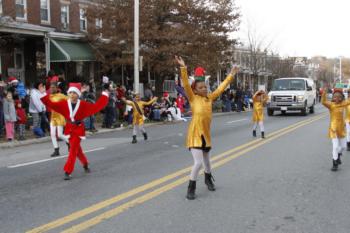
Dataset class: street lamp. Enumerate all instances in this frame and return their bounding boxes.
[134,0,140,93]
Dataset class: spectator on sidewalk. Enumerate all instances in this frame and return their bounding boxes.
[0,78,6,136]
[3,92,16,141]
[29,80,46,137]
[81,82,97,132]
[235,86,243,112]
[175,93,185,114]
[116,84,126,121]
[15,99,26,141]
[103,83,117,128]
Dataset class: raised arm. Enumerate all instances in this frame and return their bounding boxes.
[143,97,158,106]
[41,94,67,116]
[321,91,331,109]
[82,92,109,117]
[121,97,134,106]
[209,66,239,100]
[175,56,194,102]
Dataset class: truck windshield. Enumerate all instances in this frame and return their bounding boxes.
[272,79,306,91]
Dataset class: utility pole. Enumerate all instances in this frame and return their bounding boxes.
[134,0,140,93]
[339,56,342,83]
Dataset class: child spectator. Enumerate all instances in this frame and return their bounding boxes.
[3,92,16,141]
[15,100,27,140]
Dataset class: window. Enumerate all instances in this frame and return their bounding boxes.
[0,0,3,15]
[61,5,69,30]
[95,18,102,37]
[95,18,102,29]
[80,8,87,31]
[16,0,26,19]
[40,0,50,22]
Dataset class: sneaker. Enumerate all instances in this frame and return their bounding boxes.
[64,173,72,180]
[84,165,91,173]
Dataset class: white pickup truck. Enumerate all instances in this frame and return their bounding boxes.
[267,77,317,116]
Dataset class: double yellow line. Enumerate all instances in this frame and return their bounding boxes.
[27,113,326,233]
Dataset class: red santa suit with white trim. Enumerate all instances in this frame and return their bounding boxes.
[41,83,109,179]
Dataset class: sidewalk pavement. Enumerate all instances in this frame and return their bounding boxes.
[0,110,250,149]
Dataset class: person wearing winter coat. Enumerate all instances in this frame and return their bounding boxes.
[29,81,46,137]
[15,99,27,140]
[3,92,17,141]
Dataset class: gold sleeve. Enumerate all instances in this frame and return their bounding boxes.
[209,74,234,100]
[180,67,195,102]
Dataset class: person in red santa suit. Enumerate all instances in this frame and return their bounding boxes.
[40,83,109,180]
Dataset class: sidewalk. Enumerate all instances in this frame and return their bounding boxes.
[0,110,250,149]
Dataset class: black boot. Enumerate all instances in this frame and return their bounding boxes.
[337,153,342,165]
[331,159,338,171]
[261,132,265,139]
[186,180,196,200]
[83,164,91,173]
[64,172,72,180]
[253,130,256,137]
[51,148,60,157]
[132,135,137,144]
[143,132,148,140]
[204,173,216,191]
[347,142,350,151]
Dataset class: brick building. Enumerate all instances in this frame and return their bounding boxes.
[0,0,97,86]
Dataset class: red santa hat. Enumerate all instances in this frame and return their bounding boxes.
[50,75,59,83]
[67,83,82,97]
[7,76,18,84]
[163,91,169,98]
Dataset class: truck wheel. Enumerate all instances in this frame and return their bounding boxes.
[301,103,308,116]
[309,105,315,114]
[267,109,274,116]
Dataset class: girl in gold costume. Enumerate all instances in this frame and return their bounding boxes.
[322,88,350,171]
[252,90,268,138]
[175,56,239,200]
[122,94,157,144]
[345,90,350,151]
[49,82,69,157]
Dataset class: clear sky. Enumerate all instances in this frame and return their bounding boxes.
[235,0,350,58]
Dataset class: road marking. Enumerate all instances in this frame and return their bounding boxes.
[7,147,105,168]
[227,119,247,124]
[60,114,325,233]
[26,114,326,233]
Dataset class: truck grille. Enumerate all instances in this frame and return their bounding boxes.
[273,95,295,102]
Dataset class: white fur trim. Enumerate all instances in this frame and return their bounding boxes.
[67,87,81,97]
[67,99,81,122]
[102,91,109,97]
[80,136,86,140]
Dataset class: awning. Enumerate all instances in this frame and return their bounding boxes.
[50,39,95,62]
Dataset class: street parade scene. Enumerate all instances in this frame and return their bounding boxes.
[1,0,350,232]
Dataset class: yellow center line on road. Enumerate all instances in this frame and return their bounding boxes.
[59,114,326,233]
[26,114,326,233]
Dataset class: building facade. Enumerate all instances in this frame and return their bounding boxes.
[0,0,97,85]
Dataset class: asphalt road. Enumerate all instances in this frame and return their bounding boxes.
[1,105,349,233]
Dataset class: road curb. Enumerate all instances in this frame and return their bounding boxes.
[0,110,250,149]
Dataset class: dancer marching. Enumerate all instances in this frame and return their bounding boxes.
[48,82,69,157]
[122,94,158,144]
[322,87,350,171]
[252,90,268,138]
[40,83,109,180]
[345,89,350,151]
[175,56,239,200]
